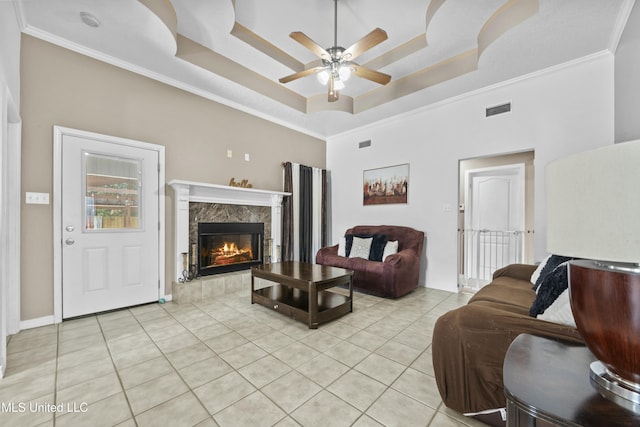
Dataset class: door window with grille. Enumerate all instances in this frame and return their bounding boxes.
[83,153,141,231]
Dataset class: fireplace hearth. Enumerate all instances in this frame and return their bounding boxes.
[198,222,264,276]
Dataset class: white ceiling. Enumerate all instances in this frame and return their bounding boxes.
[17,0,635,138]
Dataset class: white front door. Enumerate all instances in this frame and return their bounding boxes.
[464,164,525,288]
[60,131,161,318]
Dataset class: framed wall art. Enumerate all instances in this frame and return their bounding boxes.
[363,163,409,205]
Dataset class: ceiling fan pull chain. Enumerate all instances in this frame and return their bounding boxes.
[334,0,339,48]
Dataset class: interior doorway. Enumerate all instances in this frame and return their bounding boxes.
[458,151,535,291]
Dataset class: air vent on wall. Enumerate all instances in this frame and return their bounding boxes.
[486,102,511,117]
[358,140,372,149]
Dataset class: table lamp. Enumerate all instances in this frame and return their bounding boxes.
[546,140,640,413]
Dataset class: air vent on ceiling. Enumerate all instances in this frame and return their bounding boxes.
[486,103,511,117]
[358,140,372,149]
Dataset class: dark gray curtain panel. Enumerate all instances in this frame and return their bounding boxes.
[299,165,313,262]
[281,162,294,262]
[281,162,326,263]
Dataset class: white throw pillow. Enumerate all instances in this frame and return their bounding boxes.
[538,289,576,327]
[337,237,347,257]
[531,254,552,289]
[382,240,398,261]
[349,236,373,259]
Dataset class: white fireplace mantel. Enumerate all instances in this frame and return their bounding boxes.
[168,180,290,281]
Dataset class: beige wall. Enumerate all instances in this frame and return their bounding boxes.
[20,35,325,321]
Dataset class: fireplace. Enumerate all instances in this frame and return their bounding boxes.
[198,222,264,276]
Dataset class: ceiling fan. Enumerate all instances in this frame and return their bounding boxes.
[279,0,392,102]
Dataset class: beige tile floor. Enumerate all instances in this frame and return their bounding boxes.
[1,286,490,427]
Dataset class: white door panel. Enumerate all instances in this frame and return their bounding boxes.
[464,164,525,289]
[61,133,160,318]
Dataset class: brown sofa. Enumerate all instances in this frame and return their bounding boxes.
[315,225,424,298]
[432,263,584,416]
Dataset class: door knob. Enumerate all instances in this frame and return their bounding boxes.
[65,238,75,245]
[66,225,75,232]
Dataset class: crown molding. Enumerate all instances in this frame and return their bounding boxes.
[12,0,27,32]
[608,0,637,53]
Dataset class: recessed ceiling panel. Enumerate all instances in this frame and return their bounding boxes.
[17,0,632,137]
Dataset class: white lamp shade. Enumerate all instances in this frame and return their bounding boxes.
[546,139,640,264]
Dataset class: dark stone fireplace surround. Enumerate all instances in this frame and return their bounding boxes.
[190,203,271,274]
[168,180,289,302]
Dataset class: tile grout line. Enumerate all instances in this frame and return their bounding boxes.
[4,287,472,427]
[168,288,436,425]
[126,304,212,425]
[168,295,301,424]
[96,312,139,427]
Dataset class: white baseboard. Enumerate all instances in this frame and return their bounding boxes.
[20,315,56,330]
[20,296,173,331]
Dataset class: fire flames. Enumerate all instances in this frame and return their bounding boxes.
[222,242,240,256]
[207,241,253,266]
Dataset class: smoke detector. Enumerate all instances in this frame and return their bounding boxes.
[80,12,100,28]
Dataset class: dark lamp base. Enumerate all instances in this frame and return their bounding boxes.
[569,260,640,411]
[591,361,640,414]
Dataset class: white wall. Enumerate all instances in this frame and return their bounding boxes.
[615,1,640,143]
[0,1,22,374]
[0,1,21,114]
[327,54,615,292]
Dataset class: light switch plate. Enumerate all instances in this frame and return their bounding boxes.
[26,192,50,205]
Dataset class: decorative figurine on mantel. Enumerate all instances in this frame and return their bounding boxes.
[228,177,253,188]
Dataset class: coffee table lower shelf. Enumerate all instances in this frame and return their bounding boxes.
[252,284,351,328]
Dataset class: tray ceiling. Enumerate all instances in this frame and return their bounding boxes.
[17,0,634,137]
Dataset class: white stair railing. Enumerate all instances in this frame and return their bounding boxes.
[461,229,524,290]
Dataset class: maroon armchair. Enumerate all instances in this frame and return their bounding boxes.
[315,225,425,298]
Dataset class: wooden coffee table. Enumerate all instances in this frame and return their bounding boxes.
[251,261,354,329]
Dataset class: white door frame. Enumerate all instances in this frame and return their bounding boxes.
[0,81,21,377]
[53,126,165,323]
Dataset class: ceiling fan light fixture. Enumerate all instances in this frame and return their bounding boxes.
[338,65,352,82]
[317,69,330,85]
[279,0,390,102]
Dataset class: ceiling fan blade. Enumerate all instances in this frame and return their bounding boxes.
[351,65,391,85]
[328,77,339,102]
[279,66,326,84]
[290,32,331,60]
[342,28,388,61]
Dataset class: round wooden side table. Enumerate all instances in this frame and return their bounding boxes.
[503,334,640,426]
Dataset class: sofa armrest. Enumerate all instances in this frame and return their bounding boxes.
[383,249,418,266]
[316,244,339,263]
[492,263,537,282]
